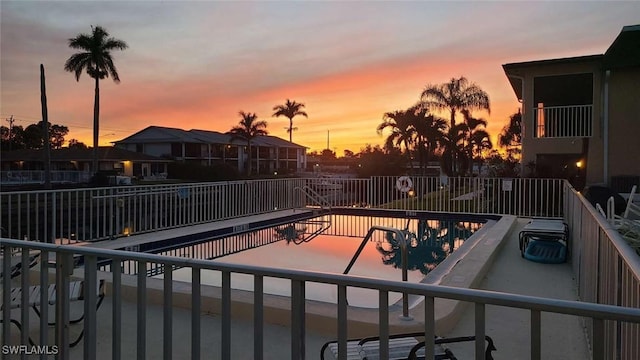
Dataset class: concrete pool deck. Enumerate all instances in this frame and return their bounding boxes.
[7,215,590,359]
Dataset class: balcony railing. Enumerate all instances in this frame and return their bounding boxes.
[533,105,593,138]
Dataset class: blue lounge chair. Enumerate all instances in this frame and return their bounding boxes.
[519,219,569,264]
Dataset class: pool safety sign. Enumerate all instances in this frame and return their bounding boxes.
[502,179,513,192]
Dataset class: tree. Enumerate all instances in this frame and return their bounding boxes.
[419,76,491,128]
[343,149,356,158]
[68,139,88,149]
[409,108,447,175]
[498,110,522,160]
[0,125,24,151]
[64,25,128,173]
[228,111,268,176]
[439,123,468,176]
[420,77,490,175]
[377,109,415,165]
[272,99,307,143]
[49,123,69,149]
[22,124,44,149]
[461,110,492,175]
[356,144,406,178]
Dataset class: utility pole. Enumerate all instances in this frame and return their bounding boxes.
[6,115,14,151]
[326,130,329,150]
[40,64,51,190]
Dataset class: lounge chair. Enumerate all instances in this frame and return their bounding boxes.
[320,332,496,360]
[0,253,40,279]
[518,219,569,264]
[1,279,106,347]
[605,186,640,234]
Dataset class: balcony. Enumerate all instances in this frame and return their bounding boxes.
[533,104,593,138]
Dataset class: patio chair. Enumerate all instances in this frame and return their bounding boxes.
[518,219,569,264]
[1,279,106,347]
[606,186,640,226]
[320,332,496,360]
[0,253,40,279]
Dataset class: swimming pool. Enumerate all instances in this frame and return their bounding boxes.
[147,212,488,308]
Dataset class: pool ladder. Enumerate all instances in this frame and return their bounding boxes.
[343,225,412,318]
[294,185,332,210]
[283,216,332,245]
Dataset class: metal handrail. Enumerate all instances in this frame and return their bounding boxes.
[288,216,332,245]
[3,238,640,360]
[3,238,639,320]
[294,185,332,209]
[342,225,411,317]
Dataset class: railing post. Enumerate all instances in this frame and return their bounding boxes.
[1,245,12,355]
[291,280,306,360]
[474,303,485,360]
[137,261,147,359]
[55,252,73,360]
[531,310,541,360]
[83,255,98,360]
[400,231,411,320]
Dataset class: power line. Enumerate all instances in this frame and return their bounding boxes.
[0,113,141,133]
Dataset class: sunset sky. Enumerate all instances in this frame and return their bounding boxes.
[1,1,639,155]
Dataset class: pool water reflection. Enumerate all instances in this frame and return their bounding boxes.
[162,214,484,308]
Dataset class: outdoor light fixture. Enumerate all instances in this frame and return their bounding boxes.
[576,160,583,168]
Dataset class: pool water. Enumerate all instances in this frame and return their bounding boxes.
[161,214,484,308]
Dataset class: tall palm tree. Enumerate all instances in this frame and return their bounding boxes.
[377,109,415,165]
[64,25,128,174]
[419,76,491,128]
[228,111,268,176]
[272,99,307,143]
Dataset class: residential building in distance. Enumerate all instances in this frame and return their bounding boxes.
[503,24,640,191]
[0,147,170,184]
[113,126,307,175]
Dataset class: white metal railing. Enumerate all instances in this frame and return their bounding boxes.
[0,171,92,184]
[563,182,640,359]
[0,177,564,244]
[533,104,593,138]
[0,179,306,243]
[366,176,564,217]
[2,178,640,358]
[2,239,640,360]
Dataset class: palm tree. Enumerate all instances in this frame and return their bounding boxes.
[467,128,492,175]
[410,108,447,174]
[377,109,415,166]
[498,110,522,160]
[272,99,307,143]
[419,76,491,128]
[228,111,268,176]
[460,110,492,175]
[64,25,128,174]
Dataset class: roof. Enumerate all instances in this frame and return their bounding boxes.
[114,126,306,149]
[1,147,168,162]
[604,24,640,69]
[502,55,603,101]
[502,24,640,100]
[114,126,206,144]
